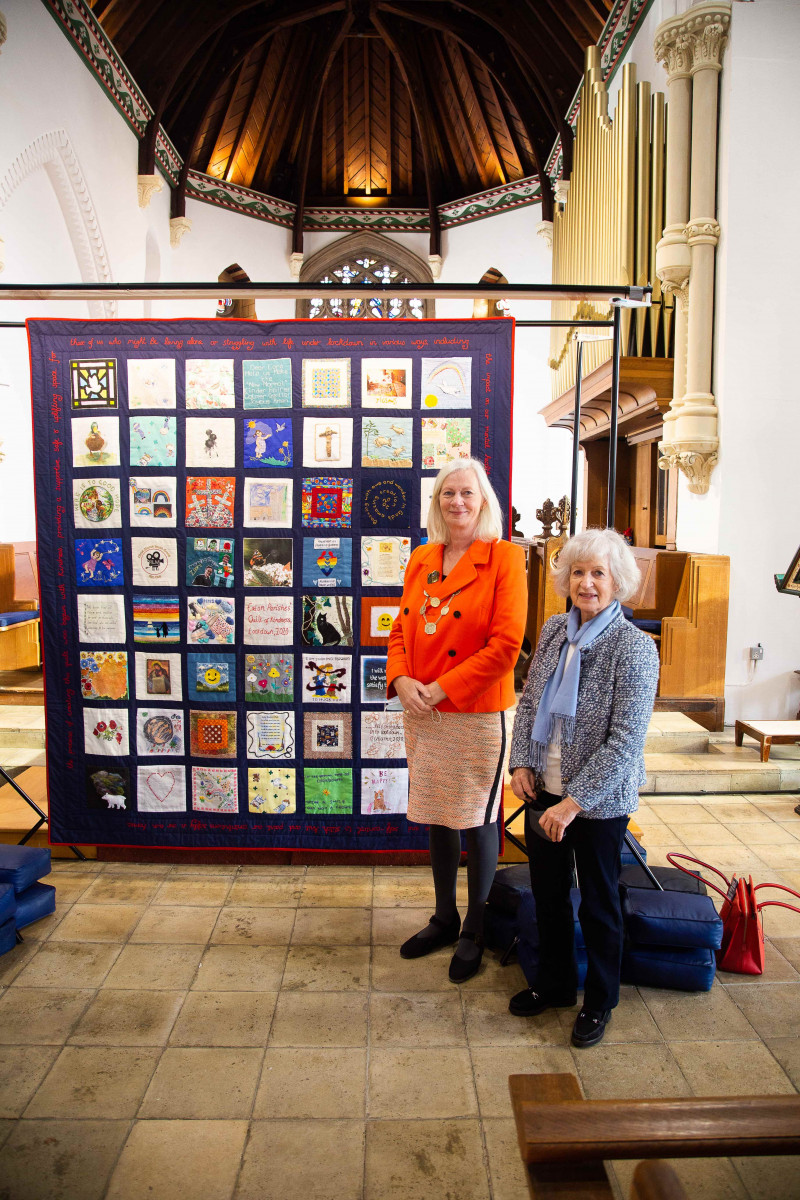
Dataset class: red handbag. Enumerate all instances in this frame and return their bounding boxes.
[667,853,800,975]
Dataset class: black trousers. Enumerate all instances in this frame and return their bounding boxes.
[525,793,628,1012]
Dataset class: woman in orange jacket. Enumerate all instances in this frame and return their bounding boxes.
[387,458,527,982]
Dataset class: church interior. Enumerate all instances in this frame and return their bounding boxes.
[0,0,799,1196]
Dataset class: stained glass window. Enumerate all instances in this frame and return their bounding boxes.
[299,248,432,319]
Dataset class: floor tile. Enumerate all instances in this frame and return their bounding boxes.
[725,982,800,1038]
[130,905,219,944]
[238,1119,365,1200]
[364,1118,489,1200]
[0,941,39,986]
[372,877,438,907]
[747,842,800,869]
[100,862,171,876]
[0,1046,60,1117]
[152,879,233,907]
[0,1120,12,1150]
[138,1047,262,1118]
[46,874,95,903]
[269,991,368,1047]
[759,903,800,939]
[291,906,371,945]
[79,875,163,905]
[641,985,759,1041]
[48,904,145,943]
[103,943,203,990]
[169,990,277,1047]
[676,823,744,845]
[725,820,799,845]
[0,1118,129,1200]
[237,865,306,876]
[557,986,663,1044]
[483,1117,538,1200]
[368,1046,477,1118]
[170,865,238,876]
[650,803,723,823]
[770,937,800,971]
[281,944,370,992]
[371,906,435,944]
[68,989,184,1046]
[305,865,374,877]
[463,990,565,1046]
[730,1155,800,1200]
[370,944,453,991]
[12,942,120,988]
[763,1037,800,1088]
[458,954,528,994]
[299,878,374,907]
[572,1043,691,1100]
[0,987,93,1044]
[369,991,466,1046]
[254,1047,366,1118]
[105,1119,248,1200]
[209,906,295,945]
[669,1039,796,1096]
[700,800,763,822]
[16,904,71,943]
[24,1045,160,1117]
[191,945,286,991]
[224,878,303,907]
[471,1045,575,1118]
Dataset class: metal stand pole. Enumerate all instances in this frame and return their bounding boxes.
[569,339,584,536]
[607,304,622,529]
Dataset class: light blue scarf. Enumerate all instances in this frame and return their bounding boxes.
[529,600,621,772]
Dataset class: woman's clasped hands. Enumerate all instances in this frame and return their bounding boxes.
[510,767,582,843]
[393,675,447,716]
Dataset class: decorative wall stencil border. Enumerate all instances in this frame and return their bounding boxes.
[46,0,653,231]
[0,128,115,316]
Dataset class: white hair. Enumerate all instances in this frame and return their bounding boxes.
[552,528,641,602]
[425,458,505,544]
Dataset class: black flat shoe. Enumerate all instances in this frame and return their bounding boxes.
[571,1008,612,1048]
[508,987,577,1017]
[448,931,483,983]
[399,913,461,960]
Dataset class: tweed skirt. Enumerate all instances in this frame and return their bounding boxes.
[403,710,506,829]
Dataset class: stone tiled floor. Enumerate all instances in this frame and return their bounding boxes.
[0,793,799,1198]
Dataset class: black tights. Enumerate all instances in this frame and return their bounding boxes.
[429,821,498,937]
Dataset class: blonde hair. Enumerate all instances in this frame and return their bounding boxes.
[425,458,505,544]
[552,528,641,601]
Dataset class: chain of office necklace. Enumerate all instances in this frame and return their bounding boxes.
[419,588,462,635]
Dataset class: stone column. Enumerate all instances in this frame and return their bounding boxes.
[655,2,731,494]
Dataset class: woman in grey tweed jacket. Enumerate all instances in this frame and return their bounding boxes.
[507,528,659,1047]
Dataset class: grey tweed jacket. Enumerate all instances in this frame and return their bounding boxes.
[508,611,660,819]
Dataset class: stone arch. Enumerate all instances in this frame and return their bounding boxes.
[297,231,433,318]
[0,129,115,317]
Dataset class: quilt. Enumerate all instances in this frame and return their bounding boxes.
[28,318,513,850]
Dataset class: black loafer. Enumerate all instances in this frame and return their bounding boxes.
[399,913,461,960]
[448,931,483,983]
[571,1008,612,1048]
[508,987,577,1017]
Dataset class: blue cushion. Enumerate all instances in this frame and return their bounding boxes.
[0,846,51,894]
[517,887,585,953]
[15,882,56,929]
[622,943,716,991]
[488,864,532,914]
[622,888,724,950]
[483,905,519,954]
[0,883,15,926]
[0,915,16,956]
[0,610,39,627]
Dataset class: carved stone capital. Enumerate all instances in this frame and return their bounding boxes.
[289,251,304,280]
[656,225,691,296]
[657,442,718,493]
[686,218,721,247]
[137,173,163,208]
[169,216,192,247]
[428,253,443,281]
[0,12,7,55]
[554,179,570,206]
[655,2,730,81]
[536,220,553,249]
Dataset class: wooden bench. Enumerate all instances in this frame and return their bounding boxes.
[509,1072,800,1199]
[735,719,800,762]
[0,543,40,673]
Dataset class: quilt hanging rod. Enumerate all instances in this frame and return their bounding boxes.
[0,282,652,304]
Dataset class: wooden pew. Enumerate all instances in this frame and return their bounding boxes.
[513,535,567,684]
[0,543,41,672]
[510,1072,800,1200]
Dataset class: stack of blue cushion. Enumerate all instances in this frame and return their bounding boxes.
[0,846,55,954]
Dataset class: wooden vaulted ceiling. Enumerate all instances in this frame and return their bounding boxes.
[88,0,613,249]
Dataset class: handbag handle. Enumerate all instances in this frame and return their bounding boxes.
[753,881,800,916]
[666,852,731,900]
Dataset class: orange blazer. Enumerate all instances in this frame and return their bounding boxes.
[386,539,527,713]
